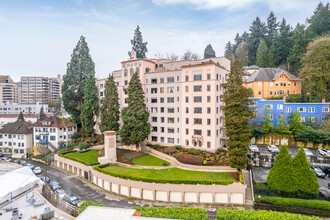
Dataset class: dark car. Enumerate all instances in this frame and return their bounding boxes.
[49,180,61,191]
[311,166,326,178]
[40,176,51,183]
[63,194,80,206]
[320,167,330,177]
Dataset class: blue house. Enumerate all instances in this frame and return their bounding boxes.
[250,98,330,126]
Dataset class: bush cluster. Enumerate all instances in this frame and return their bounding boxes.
[132,207,208,220]
[216,209,322,220]
[78,201,104,215]
[94,164,236,185]
[79,141,90,150]
[176,154,204,165]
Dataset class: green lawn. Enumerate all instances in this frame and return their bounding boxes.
[65,150,99,165]
[132,155,170,166]
[98,165,236,184]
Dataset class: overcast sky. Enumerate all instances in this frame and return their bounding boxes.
[0,0,326,82]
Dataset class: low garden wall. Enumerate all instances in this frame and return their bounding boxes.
[53,154,246,205]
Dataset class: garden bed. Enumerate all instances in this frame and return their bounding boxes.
[117,148,170,166]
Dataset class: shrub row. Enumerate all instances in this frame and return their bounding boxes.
[78,201,104,215]
[254,185,320,200]
[216,209,322,220]
[132,207,208,220]
[255,196,330,211]
[94,164,236,185]
[58,152,99,166]
[59,150,77,155]
[176,154,204,165]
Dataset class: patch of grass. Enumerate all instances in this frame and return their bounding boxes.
[64,150,99,165]
[132,207,208,220]
[132,155,170,166]
[34,152,52,163]
[98,165,236,184]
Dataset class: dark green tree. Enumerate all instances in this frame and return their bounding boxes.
[81,70,99,136]
[289,112,303,135]
[235,42,249,66]
[241,31,249,42]
[292,148,319,193]
[275,115,291,135]
[265,11,279,47]
[62,36,95,126]
[308,2,330,37]
[221,60,254,169]
[224,41,235,62]
[17,112,25,122]
[39,106,47,121]
[247,17,267,65]
[203,44,216,59]
[128,25,148,58]
[100,74,120,133]
[256,39,269,67]
[260,108,273,134]
[233,33,243,53]
[119,73,150,150]
[267,145,296,193]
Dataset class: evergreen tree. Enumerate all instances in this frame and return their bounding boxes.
[265,12,279,47]
[222,60,254,169]
[100,74,120,133]
[81,70,99,136]
[224,41,235,62]
[235,42,249,67]
[62,36,95,126]
[275,115,291,135]
[247,17,267,65]
[39,106,47,121]
[128,25,148,58]
[292,148,319,193]
[233,33,243,53]
[308,2,330,37]
[17,112,25,122]
[256,39,269,67]
[119,73,150,150]
[267,145,296,193]
[203,44,216,59]
[241,31,249,42]
[260,108,273,134]
[289,112,303,135]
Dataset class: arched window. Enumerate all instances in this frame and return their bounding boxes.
[124,69,128,77]
[130,68,134,76]
[136,67,140,75]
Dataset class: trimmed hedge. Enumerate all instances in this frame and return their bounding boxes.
[216,209,322,220]
[176,154,204,165]
[132,207,208,220]
[94,164,237,185]
[78,201,104,215]
[255,196,330,211]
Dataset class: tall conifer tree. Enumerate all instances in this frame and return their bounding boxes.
[128,25,148,58]
[265,12,279,47]
[222,60,254,169]
[39,106,47,121]
[308,2,330,36]
[247,17,267,65]
[119,73,150,150]
[62,36,95,126]
[17,112,25,122]
[256,39,269,67]
[203,44,216,59]
[100,74,120,133]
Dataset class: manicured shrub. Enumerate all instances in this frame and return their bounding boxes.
[78,201,104,215]
[175,145,182,149]
[176,154,204,165]
[188,148,202,155]
[146,142,153,147]
[67,142,76,149]
[154,144,161,148]
[79,141,90,150]
[164,146,176,154]
[132,207,208,220]
[216,209,322,220]
[203,160,207,165]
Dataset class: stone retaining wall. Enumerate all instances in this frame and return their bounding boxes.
[54,154,246,205]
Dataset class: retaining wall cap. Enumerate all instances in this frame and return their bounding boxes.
[103,131,117,135]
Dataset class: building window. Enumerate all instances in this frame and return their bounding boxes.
[286,107,291,112]
[168,128,174,133]
[160,98,164,103]
[322,107,329,112]
[186,140,189,145]
[50,136,56,141]
[160,107,164,113]
[299,117,305,122]
[194,129,202,135]
[207,107,211,114]
[167,97,174,103]
[275,82,278,86]
[268,114,273,120]
[270,82,273,86]
[194,96,202,103]
[258,82,262,86]
[207,130,211,136]
[160,87,164,93]
[152,136,158,141]
[152,117,157,122]
[168,138,174,144]
[168,117,175,123]
[297,107,306,112]
[185,86,189,92]
[194,74,202,81]
[265,104,273,109]
[185,96,189,103]
[167,87,174,93]
[151,78,157,84]
[124,69,128,77]
[151,88,157,94]
[185,75,189,81]
[270,91,273,95]
[258,91,262,95]
[161,127,164,133]
[207,119,211,125]
[309,117,315,122]
[161,117,164,123]
[294,82,297,86]
[168,107,175,113]
[186,129,189,135]
[207,74,211,80]
[194,107,202,114]
[194,118,202,124]
[186,118,189,124]
[167,77,174,83]
[194,85,202,92]
[152,127,158,132]
[160,137,164,142]
[277,104,283,110]
[186,107,189,113]
[207,85,211,91]
[124,80,128,85]
[207,96,211,102]
[136,67,140,74]
[151,98,157,103]
[130,68,134,76]
[309,107,315,113]
[288,82,291,86]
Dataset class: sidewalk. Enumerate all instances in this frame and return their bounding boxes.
[243,170,254,206]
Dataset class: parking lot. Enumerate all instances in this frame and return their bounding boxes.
[252,145,324,157]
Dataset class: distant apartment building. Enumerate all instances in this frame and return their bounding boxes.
[0,121,33,158]
[97,52,230,152]
[244,68,301,98]
[0,75,19,104]
[0,113,53,128]
[19,75,62,104]
[0,103,49,114]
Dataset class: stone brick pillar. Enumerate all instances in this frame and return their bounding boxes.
[98,131,117,164]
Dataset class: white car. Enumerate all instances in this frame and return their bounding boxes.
[317,149,330,157]
[33,167,42,175]
[267,145,279,153]
[55,189,66,199]
[304,148,313,157]
[249,144,259,152]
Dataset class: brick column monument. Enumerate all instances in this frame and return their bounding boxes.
[98,131,117,164]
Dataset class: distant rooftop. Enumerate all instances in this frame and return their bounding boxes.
[246,68,300,83]
[0,121,33,134]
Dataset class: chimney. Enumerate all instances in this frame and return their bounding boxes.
[130,50,137,59]
[322,98,325,103]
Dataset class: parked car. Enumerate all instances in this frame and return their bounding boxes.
[40,176,51,183]
[33,167,42,175]
[26,163,35,169]
[19,160,26,165]
[63,194,80,206]
[13,160,19,163]
[311,166,326,178]
[49,181,61,191]
[317,149,330,157]
[304,148,313,157]
[249,144,259,152]
[267,145,279,153]
[55,189,66,199]
[320,167,330,177]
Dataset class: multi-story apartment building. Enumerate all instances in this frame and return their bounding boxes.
[33,116,76,152]
[0,113,53,128]
[0,103,49,114]
[251,98,330,126]
[244,68,301,98]
[0,121,33,158]
[97,52,230,152]
[19,75,62,104]
[0,75,19,104]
